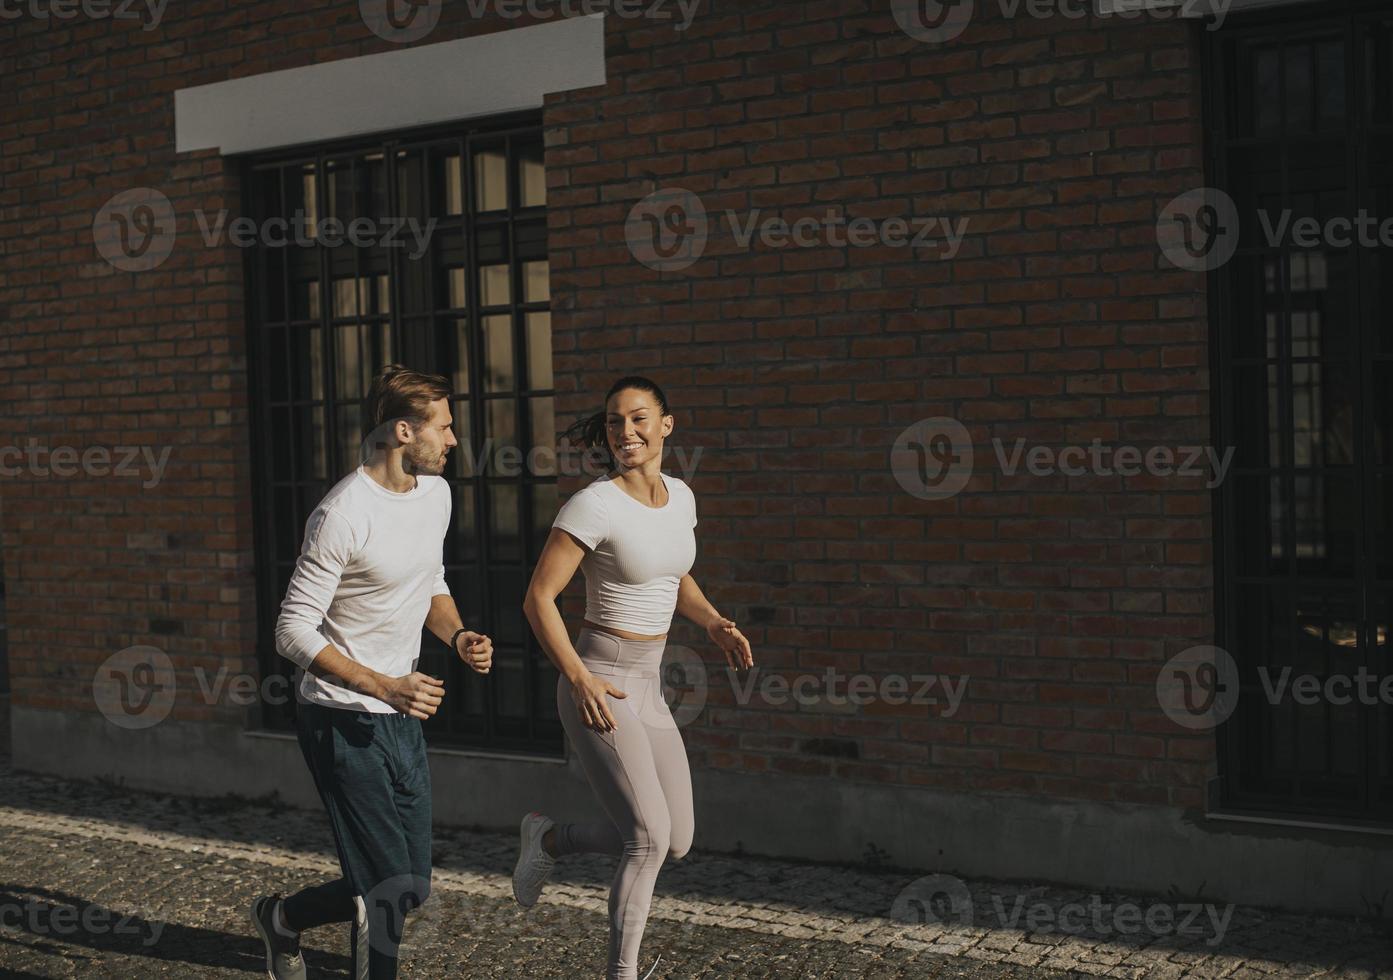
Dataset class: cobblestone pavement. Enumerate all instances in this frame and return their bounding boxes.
[0,756,1388,978]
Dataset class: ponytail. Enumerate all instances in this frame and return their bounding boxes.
[562,408,613,472]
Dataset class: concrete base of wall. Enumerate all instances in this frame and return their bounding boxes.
[0,694,10,762]
[11,705,1393,921]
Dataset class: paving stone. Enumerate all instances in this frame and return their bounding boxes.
[0,758,1389,978]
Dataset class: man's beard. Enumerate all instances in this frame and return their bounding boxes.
[404,443,446,475]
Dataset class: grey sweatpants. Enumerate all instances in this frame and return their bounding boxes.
[552,627,694,980]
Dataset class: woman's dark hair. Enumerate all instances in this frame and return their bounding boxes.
[562,375,671,472]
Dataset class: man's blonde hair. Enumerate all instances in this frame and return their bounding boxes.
[364,364,452,431]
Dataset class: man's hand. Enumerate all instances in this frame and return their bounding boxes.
[380,672,445,719]
[454,630,494,675]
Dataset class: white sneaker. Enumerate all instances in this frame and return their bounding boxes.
[512,811,556,908]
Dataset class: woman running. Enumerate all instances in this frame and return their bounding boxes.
[513,375,753,980]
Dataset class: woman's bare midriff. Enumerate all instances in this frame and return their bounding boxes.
[582,618,668,642]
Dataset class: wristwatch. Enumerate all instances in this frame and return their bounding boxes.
[450,626,470,655]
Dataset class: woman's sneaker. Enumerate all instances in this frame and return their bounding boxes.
[250,894,307,980]
[512,812,557,908]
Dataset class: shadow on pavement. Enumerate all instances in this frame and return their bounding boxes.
[1,757,1390,975]
[0,883,351,976]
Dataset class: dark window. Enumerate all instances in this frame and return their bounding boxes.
[241,114,561,754]
[1208,0,1393,820]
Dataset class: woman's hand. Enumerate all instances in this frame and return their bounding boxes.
[570,670,627,733]
[707,616,753,671]
[454,630,494,675]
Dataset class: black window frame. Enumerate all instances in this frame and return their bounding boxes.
[1205,0,1393,823]
[237,111,563,756]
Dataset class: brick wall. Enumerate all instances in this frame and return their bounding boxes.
[0,0,1215,809]
[544,1,1214,809]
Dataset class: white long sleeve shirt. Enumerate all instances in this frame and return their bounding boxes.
[274,464,452,713]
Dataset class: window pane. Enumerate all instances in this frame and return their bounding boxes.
[436,227,467,310]
[274,487,296,561]
[296,483,328,533]
[480,265,511,307]
[529,482,559,563]
[475,149,508,212]
[1232,363,1282,469]
[1285,43,1314,133]
[532,656,560,721]
[529,398,555,476]
[1234,475,1284,576]
[492,659,527,719]
[1375,363,1393,465]
[337,402,363,470]
[490,483,521,562]
[263,225,291,321]
[326,159,352,223]
[1227,255,1281,362]
[332,276,358,319]
[486,398,517,472]
[1369,22,1393,123]
[444,317,470,397]
[483,315,515,393]
[526,312,552,389]
[453,482,478,563]
[449,399,473,479]
[1291,362,1355,468]
[395,148,431,318]
[1293,475,1357,577]
[1255,46,1281,136]
[437,150,462,216]
[335,325,363,400]
[523,260,549,304]
[491,567,526,644]
[294,407,328,481]
[293,165,318,238]
[288,327,325,402]
[264,326,289,399]
[331,273,391,319]
[518,144,545,208]
[271,409,293,481]
[1376,478,1393,579]
[1317,39,1345,129]
[290,250,320,321]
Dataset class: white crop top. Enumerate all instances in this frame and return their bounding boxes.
[551,472,697,635]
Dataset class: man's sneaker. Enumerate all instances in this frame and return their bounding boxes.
[250,895,307,980]
[512,811,556,908]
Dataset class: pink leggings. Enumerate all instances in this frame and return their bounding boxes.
[552,628,694,980]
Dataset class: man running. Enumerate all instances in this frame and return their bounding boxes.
[252,364,493,980]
